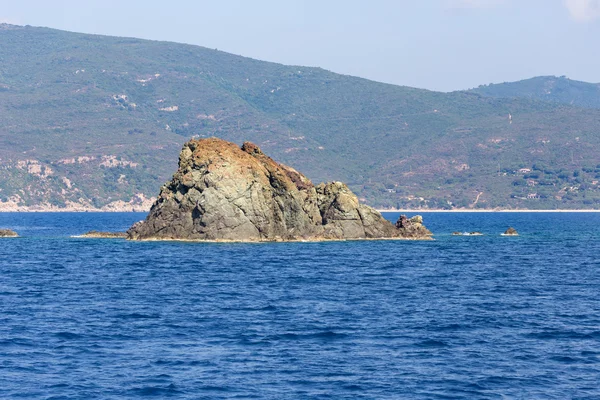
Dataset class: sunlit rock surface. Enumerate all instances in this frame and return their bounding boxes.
[127,138,432,242]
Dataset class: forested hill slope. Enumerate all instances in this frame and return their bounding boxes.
[470,76,600,109]
[2,24,600,210]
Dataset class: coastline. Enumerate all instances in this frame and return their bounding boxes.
[0,195,155,213]
[3,207,600,213]
[0,206,151,213]
[377,209,600,213]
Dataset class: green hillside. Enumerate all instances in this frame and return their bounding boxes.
[470,76,600,109]
[2,24,600,209]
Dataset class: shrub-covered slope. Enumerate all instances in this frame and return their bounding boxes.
[470,76,600,109]
[2,24,600,209]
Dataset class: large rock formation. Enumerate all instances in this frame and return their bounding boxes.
[127,138,431,241]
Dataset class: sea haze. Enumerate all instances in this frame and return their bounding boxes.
[1,212,600,399]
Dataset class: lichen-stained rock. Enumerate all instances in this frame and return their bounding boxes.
[502,227,519,236]
[127,138,432,241]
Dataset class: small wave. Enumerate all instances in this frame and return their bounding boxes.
[416,339,449,348]
[267,331,348,341]
[311,330,348,339]
[343,384,364,391]
[581,350,600,357]
[47,383,70,389]
[7,226,51,231]
[153,359,186,366]
[477,375,522,386]
[524,330,600,340]
[0,338,36,347]
[513,353,539,361]
[196,385,231,392]
[435,323,472,332]
[129,384,181,396]
[550,355,580,363]
[115,313,161,320]
[54,331,83,340]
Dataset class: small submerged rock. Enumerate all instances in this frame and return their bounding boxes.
[0,229,19,238]
[74,231,127,239]
[502,227,519,236]
[452,231,483,236]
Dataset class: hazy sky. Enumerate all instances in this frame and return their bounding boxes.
[2,0,600,91]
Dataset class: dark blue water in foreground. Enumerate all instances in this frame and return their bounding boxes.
[2,212,600,399]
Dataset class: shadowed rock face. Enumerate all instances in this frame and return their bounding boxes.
[395,215,433,239]
[127,138,431,241]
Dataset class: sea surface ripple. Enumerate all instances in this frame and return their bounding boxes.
[1,212,600,399]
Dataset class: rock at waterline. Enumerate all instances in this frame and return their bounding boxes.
[0,229,19,238]
[73,231,127,239]
[395,215,432,238]
[127,137,432,242]
[502,227,519,236]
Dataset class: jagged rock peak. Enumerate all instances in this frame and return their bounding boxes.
[127,137,432,242]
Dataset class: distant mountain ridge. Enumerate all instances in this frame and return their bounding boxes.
[2,24,600,210]
[470,76,600,109]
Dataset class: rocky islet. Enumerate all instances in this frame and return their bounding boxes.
[127,138,432,242]
[0,229,19,238]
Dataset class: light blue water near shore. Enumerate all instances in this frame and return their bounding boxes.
[1,212,600,399]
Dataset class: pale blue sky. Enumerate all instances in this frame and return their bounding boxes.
[2,0,600,91]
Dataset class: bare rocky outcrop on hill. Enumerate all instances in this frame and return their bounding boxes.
[127,138,431,242]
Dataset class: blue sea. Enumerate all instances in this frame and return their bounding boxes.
[1,212,600,399]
